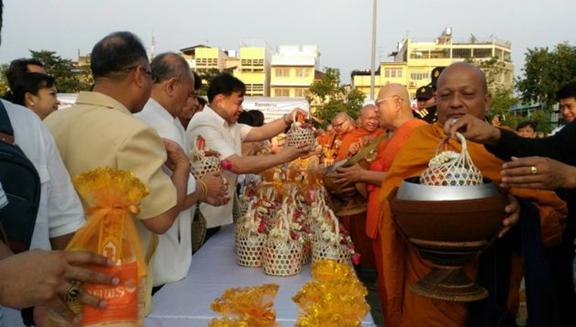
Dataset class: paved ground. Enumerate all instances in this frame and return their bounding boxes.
[356,267,384,326]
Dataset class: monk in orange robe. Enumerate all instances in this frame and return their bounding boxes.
[333,105,384,268]
[335,105,384,161]
[377,63,567,326]
[337,84,426,307]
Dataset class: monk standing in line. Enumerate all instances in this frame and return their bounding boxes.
[332,105,385,268]
[335,104,384,161]
[377,63,566,326]
[337,84,426,308]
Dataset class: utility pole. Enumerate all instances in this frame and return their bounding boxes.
[370,0,378,100]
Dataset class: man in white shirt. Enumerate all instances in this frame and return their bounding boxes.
[1,98,97,326]
[2,99,84,251]
[135,52,228,288]
[0,4,115,326]
[186,73,310,234]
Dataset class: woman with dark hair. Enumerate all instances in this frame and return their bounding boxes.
[5,72,60,120]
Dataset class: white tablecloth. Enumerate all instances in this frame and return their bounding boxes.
[146,225,376,327]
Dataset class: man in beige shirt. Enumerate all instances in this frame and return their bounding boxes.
[45,32,209,302]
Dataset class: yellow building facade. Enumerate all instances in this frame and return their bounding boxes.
[270,45,318,98]
[233,47,269,96]
[352,30,514,98]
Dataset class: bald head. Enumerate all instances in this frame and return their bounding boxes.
[437,62,488,95]
[377,83,411,108]
[150,52,195,116]
[332,112,355,136]
[151,52,193,84]
[374,83,413,129]
[358,104,379,132]
[436,62,491,125]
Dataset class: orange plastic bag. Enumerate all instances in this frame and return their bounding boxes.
[49,168,149,326]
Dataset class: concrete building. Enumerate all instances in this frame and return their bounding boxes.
[352,29,514,98]
[270,45,319,98]
[233,43,271,96]
[180,45,233,74]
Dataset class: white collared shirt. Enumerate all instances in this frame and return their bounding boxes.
[2,100,84,250]
[136,98,196,286]
[185,106,252,228]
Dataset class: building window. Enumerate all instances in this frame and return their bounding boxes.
[294,88,306,97]
[384,68,403,79]
[410,71,428,81]
[246,84,264,95]
[274,88,289,97]
[410,49,430,59]
[473,48,492,58]
[295,68,309,77]
[275,68,290,77]
[430,49,449,59]
[453,48,472,58]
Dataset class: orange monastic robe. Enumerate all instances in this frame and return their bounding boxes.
[377,123,567,327]
[365,118,426,313]
[316,130,336,147]
[333,127,384,268]
[336,128,385,161]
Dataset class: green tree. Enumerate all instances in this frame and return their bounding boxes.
[196,68,235,96]
[306,67,365,127]
[467,57,513,93]
[30,50,91,92]
[516,43,576,107]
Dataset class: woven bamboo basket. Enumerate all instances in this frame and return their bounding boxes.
[191,207,207,254]
[420,133,483,187]
[235,230,265,267]
[312,209,352,264]
[262,237,303,276]
[190,135,221,180]
[262,206,303,276]
[286,112,315,147]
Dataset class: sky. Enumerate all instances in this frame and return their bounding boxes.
[1,0,575,84]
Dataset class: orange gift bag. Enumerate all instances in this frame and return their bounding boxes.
[48,168,149,326]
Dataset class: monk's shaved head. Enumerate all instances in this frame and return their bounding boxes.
[332,112,355,136]
[377,83,411,108]
[358,104,379,132]
[332,112,353,124]
[437,62,488,95]
[436,62,492,124]
[375,83,414,129]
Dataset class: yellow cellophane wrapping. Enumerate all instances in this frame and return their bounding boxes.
[209,284,280,327]
[292,260,370,327]
[65,168,149,326]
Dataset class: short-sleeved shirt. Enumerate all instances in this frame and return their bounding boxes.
[135,98,196,286]
[3,100,84,250]
[44,92,177,252]
[185,105,252,228]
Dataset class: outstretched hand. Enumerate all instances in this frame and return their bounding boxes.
[444,114,501,145]
[500,156,576,190]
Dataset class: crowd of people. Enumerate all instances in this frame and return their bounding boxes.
[2,1,576,326]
